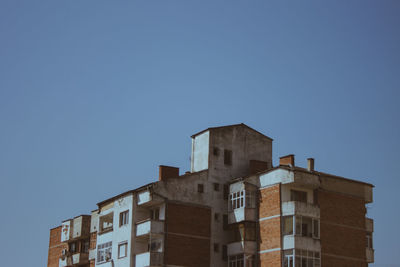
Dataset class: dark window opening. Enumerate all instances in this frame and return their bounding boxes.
[198,184,204,193]
[224,149,232,165]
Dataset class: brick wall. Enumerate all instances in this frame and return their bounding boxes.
[47,226,67,267]
[164,202,211,267]
[258,184,281,267]
[319,190,367,266]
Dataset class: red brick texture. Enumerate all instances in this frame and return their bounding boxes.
[259,184,281,267]
[319,190,367,266]
[164,202,211,267]
[47,226,67,267]
[260,250,282,267]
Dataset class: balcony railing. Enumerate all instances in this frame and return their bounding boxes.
[283,235,320,251]
[227,241,257,256]
[59,252,89,267]
[135,252,163,267]
[228,207,257,224]
[366,248,374,263]
[136,220,164,238]
[282,201,320,218]
[137,190,163,207]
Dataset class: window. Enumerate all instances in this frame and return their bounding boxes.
[283,249,320,267]
[198,184,204,193]
[229,254,244,267]
[118,242,127,259]
[69,242,77,253]
[230,222,256,243]
[150,207,160,220]
[213,147,220,156]
[214,243,219,252]
[214,213,220,221]
[82,240,89,253]
[223,214,228,230]
[97,242,112,263]
[149,240,163,252]
[230,191,244,210]
[290,190,307,203]
[214,183,220,191]
[283,216,319,239]
[222,245,228,261]
[224,149,232,165]
[99,213,114,233]
[119,210,129,227]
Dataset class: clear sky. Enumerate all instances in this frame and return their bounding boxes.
[0,0,399,266]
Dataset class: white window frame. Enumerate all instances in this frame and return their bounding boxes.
[118,241,128,259]
[229,254,244,267]
[97,241,112,263]
[283,216,320,239]
[119,210,129,227]
[283,249,321,267]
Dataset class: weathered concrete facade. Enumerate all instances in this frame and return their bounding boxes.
[47,123,374,267]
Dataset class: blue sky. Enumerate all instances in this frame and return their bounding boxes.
[0,1,399,266]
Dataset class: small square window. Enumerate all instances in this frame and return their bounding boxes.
[213,183,220,191]
[213,147,220,156]
[214,243,219,252]
[198,184,204,193]
[118,242,127,259]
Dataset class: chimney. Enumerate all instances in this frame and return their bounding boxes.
[279,154,295,166]
[307,158,315,172]
[159,165,180,181]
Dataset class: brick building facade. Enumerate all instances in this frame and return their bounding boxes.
[47,124,374,267]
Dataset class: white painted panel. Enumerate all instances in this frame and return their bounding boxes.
[72,216,82,239]
[192,131,209,172]
[137,190,151,205]
[136,252,150,267]
[230,182,245,193]
[283,235,320,251]
[282,201,320,218]
[61,221,71,242]
[259,169,293,187]
[136,221,151,236]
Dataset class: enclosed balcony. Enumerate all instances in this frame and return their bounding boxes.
[282,201,320,218]
[283,235,320,251]
[61,215,91,242]
[227,241,257,256]
[228,188,257,224]
[135,251,163,267]
[136,220,164,238]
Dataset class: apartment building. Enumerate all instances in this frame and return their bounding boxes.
[47,123,374,267]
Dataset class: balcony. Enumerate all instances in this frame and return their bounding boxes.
[61,216,91,242]
[282,201,320,218]
[59,252,89,267]
[135,252,163,267]
[228,207,257,224]
[227,241,257,256]
[366,218,374,232]
[283,235,320,251]
[136,220,164,238]
[137,190,163,207]
[366,248,374,263]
